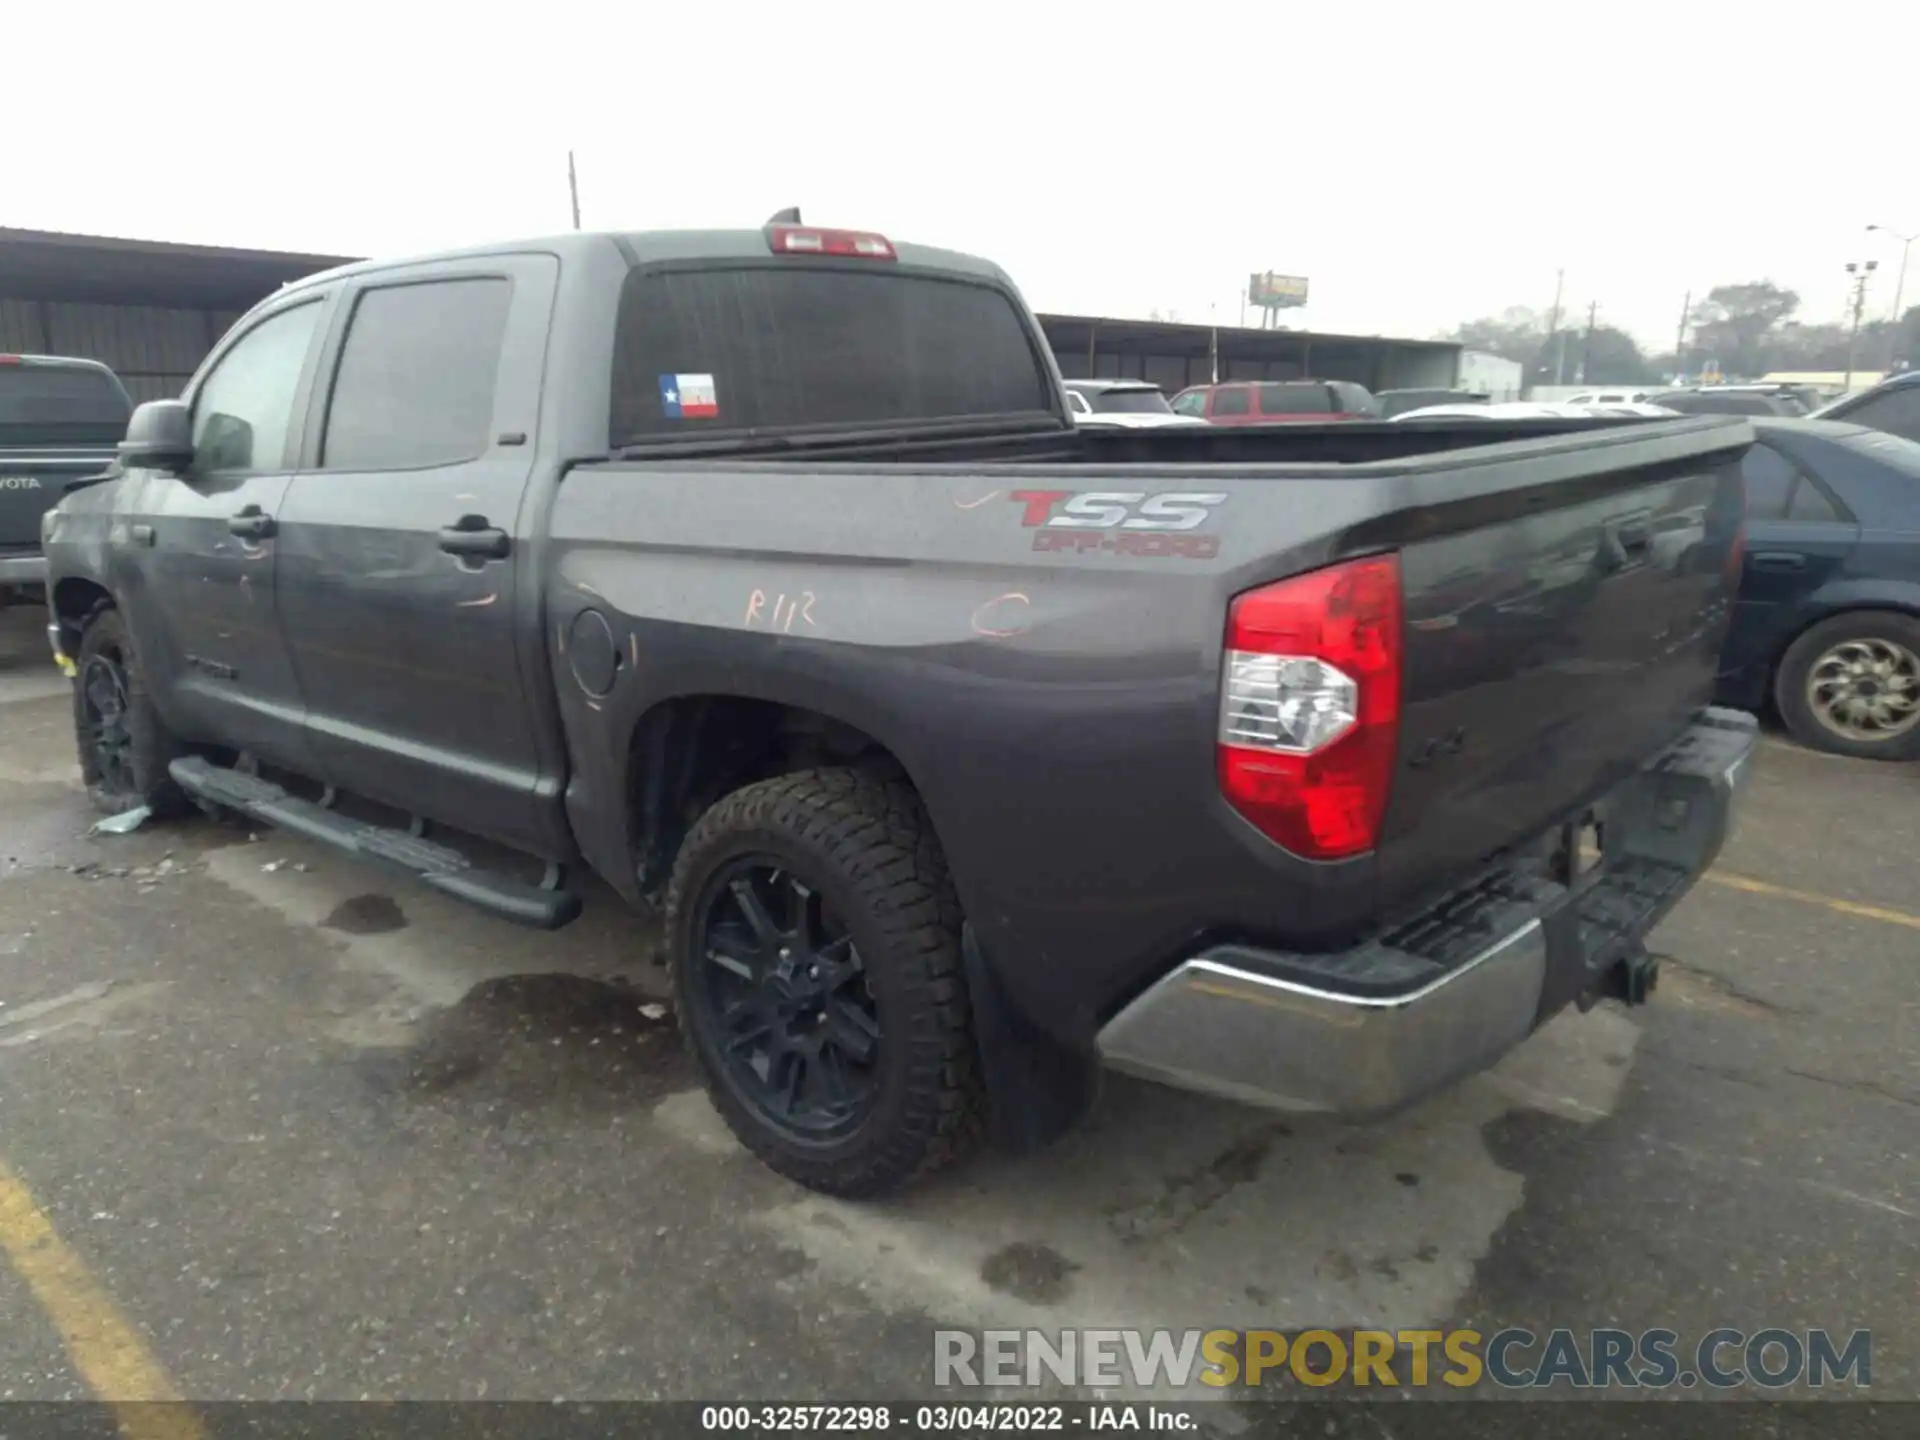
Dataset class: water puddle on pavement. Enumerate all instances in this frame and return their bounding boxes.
[351,972,689,1109]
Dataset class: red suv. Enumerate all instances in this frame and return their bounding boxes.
[1169,380,1381,424]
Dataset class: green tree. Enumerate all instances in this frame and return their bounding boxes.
[1685,281,1799,380]
[1450,309,1653,384]
[1536,324,1655,385]
[1447,307,1546,366]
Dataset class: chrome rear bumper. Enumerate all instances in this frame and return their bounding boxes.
[1098,707,1759,1117]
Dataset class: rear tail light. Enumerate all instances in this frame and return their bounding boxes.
[1218,554,1403,860]
[766,225,897,260]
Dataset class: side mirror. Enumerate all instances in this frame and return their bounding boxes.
[118,399,195,473]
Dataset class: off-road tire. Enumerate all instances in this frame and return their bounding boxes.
[72,605,187,816]
[1774,609,1920,762]
[665,767,983,1197]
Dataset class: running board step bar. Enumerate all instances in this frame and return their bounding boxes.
[168,756,581,930]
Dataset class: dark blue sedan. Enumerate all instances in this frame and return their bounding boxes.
[1715,418,1920,759]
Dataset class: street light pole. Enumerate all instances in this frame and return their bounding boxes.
[1843,258,1880,394]
[1867,224,1917,368]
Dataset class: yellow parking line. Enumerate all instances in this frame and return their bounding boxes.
[0,1156,203,1440]
[1705,869,1920,931]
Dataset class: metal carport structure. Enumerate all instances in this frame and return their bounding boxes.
[1037,313,1462,397]
[0,228,354,401]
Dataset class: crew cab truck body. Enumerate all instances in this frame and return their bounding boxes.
[0,355,131,604]
[43,225,1757,1195]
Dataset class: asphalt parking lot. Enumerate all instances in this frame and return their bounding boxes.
[0,604,1913,1411]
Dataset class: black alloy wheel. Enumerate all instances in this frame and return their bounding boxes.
[689,857,882,1140]
[665,767,981,1196]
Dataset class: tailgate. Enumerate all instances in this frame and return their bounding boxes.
[1375,418,1750,909]
[0,451,115,550]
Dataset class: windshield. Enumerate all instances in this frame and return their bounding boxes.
[1083,387,1172,415]
[0,363,132,446]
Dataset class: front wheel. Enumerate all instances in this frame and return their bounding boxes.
[1775,610,1920,761]
[71,606,186,816]
[665,767,981,1196]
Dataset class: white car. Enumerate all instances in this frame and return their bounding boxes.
[1062,379,1209,428]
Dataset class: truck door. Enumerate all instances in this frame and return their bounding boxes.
[134,294,333,770]
[273,254,565,858]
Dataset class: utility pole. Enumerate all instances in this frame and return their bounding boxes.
[1674,290,1691,381]
[1545,269,1566,386]
[1579,300,1598,384]
[1867,225,1917,369]
[567,151,582,231]
[1843,258,1880,393]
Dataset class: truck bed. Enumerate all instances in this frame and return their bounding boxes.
[552,414,1750,1038]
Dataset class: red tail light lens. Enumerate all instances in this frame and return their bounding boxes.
[1218,554,1403,860]
[766,225,897,260]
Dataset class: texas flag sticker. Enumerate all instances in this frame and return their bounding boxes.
[659,373,719,419]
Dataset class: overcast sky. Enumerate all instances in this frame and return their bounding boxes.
[10,2,1916,348]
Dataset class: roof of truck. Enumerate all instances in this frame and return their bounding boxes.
[278,229,1015,300]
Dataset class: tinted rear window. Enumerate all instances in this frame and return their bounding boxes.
[0,364,131,444]
[1084,388,1172,415]
[1256,384,1332,415]
[610,266,1052,444]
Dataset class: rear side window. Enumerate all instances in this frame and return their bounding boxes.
[610,266,1051,443]
[1740,443,1797,518]
[320,278,512,470]
[0,363,132,445]
[1210,386,1252,416]
[1786,476,1844,522]
[1256,383,1331,415]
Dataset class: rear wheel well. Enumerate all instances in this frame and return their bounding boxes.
[627,696,913,901]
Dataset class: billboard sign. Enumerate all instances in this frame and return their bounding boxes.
[1249,272,1309,308]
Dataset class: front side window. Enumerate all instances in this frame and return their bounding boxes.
[1170,390,1207,416]
[321,277,512,470]
[192,302,324,473]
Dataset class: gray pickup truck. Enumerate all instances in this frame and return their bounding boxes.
[0,354,130,604]
[43,222,1757,1196]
